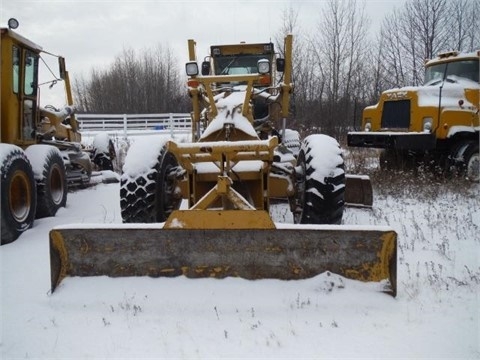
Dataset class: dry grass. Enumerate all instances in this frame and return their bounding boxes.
[344,147,477,199]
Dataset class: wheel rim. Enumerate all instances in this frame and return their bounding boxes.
[10,170,32,222]
[466,152,479,182]
[50,163,65,205]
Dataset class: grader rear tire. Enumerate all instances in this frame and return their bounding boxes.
[32,147,68,219]
[294,134,345,225]
[120,146,182,223]
[0,146,37,245]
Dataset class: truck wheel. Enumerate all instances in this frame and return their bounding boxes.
[464,143,479,182]
[0,145,37,245]
[120,145,182,223]
[293,134,345,225]
[455,141,479,182]
[26,146,68,218]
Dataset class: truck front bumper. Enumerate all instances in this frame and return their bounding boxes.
[347,131,436,151]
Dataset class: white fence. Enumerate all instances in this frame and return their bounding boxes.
[76,113,192,138]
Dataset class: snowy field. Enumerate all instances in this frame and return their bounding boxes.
[1,145,479,359]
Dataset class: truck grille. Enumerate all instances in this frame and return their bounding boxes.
[381,100,410,129]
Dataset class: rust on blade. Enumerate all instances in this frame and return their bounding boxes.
[50,226,396,296]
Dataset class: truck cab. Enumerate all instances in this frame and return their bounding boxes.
[347,50,479,180]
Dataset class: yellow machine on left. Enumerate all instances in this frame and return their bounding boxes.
[1,19,92,244]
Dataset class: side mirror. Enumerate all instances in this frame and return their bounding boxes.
[59,57,67,80]
[276,58,285,72]
[201,61,211,75]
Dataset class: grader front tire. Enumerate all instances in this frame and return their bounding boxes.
[120,147,181,223]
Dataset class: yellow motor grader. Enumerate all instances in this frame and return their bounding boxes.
[50,35,397,296]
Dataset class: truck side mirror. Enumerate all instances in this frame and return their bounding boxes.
[59,57,66,80]
[201,61,211,75]
[276,58,285,72]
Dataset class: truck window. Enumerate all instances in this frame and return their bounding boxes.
[425,59,479,85]
[13,45,20,93]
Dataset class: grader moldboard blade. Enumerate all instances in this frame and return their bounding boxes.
[49,210,397,296]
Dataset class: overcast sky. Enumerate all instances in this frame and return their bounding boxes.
[1,0,403,106]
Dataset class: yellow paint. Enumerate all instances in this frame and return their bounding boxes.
[343,231,396,283]
[164,210,276,229]
[50,230,70,290]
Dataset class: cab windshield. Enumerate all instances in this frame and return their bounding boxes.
[214,54,270,75]
[424,59,479,85]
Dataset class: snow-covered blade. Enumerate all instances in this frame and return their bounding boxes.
[49,222,397,296]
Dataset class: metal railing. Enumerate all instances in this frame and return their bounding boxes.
[76,113,192,137]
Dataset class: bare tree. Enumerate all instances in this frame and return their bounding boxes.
[446,0,480,51]
[73,45,188,114]
[377,0,477,89]
[308,0,370,137]
[274,5,314,130]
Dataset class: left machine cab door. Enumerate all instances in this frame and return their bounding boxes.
[1,27,42,146]
[17,46,40,144]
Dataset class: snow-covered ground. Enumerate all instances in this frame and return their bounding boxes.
[1,153,479,358]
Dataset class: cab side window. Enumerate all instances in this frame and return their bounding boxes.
[13,45,20,93]
[24,50,38,96]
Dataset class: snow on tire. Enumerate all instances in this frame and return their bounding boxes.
[0,144,37,244]
[294,134,345,225]
[120,137,182,223]
[25,145,68,218]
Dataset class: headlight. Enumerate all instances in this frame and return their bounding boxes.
[257,59,270,74]
[185,62,199,76]
[422,117,433,133]
[364,119,372,132]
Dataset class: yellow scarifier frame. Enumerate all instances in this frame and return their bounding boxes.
[49,34,397,296]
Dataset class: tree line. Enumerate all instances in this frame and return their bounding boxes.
[74,45,189,114]
[74,0,479,140]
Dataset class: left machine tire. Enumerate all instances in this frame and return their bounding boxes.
[0,145,37,245]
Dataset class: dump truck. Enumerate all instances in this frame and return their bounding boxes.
[0,19,112,244]
[348,50,479,181]
[50,35,397,296]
